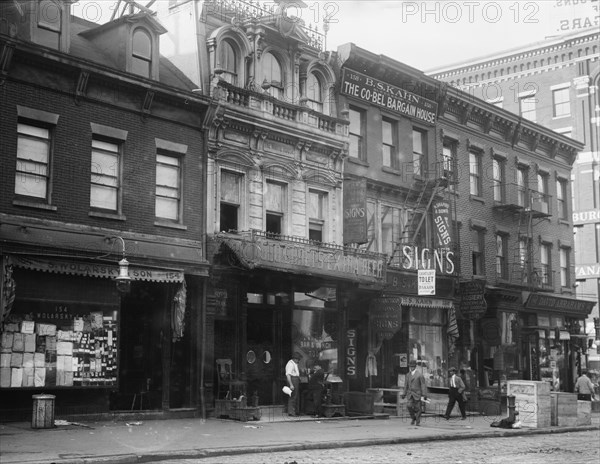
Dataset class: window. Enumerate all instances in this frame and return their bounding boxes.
[492,157,505,202]
[555,127,572,138]
[539,242,551,285]
[261,52,283,98]
[382,119,398,169]
[412,129,426,176]
[537,172,549,212]
[155,154,181,221]
[381,205,407,257]
[442,140,456,191]
[348,107,365,160]
[266,181,286,236]
[519,95,536,122]
[306,72,323,112]
[308,190,326,242]
[37,0,61,50]
[15,123,51,200]
[552,87,570,117]
[132,28,152,78]
[469,151,482,196]
[517,166,529,207]
[556,178,568,220]
[90,138,120,211]
[220,170,242,232]
[518,236,530,283]
[472,228,485,276]
[218,40,237,85]
[496,233,508,279]
[560,247,570,288]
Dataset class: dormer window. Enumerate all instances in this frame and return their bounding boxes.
[37,0,62,50]
[132,28,152,78]
[261,52,283,99]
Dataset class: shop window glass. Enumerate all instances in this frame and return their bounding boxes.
[408,307,445,387]
[292,309,338,380]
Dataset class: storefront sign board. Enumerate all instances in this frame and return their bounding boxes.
[459,280,487,320]
[343,178,368,245]
[341,69,438,125]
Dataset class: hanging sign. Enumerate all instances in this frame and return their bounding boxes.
[432,200,452,248]
[369,296,402,341]
[343,177,368,245]
[459,279,487,320]
[418,269,436,295]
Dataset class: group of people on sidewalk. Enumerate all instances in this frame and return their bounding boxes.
[285,352,327,417]
[403,360,468,426]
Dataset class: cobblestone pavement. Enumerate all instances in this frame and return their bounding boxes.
[155,430,600,464]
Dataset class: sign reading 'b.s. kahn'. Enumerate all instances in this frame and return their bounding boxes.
[341,69,438,125]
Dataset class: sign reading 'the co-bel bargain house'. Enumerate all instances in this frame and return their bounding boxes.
[341,69,438,125]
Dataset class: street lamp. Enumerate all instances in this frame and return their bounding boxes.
[108,236,131,293]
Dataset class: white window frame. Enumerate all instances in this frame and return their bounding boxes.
[307,188,328,243]
[219,167,246,233]
[264,179,288,236]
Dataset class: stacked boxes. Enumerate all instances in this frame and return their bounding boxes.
[0,312,118,388]
[507,380,551,428]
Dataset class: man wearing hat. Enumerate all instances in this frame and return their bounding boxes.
[285,352,302,416]
[444,367,467,420]
[401,359,427,426]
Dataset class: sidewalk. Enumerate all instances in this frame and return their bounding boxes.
[1,411,599,464]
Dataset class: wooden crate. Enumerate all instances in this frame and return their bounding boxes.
[551,393,578,426]
[577,400,592,426]
[507,381,551,428]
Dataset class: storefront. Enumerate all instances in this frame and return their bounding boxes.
[345,268,457,394]
[467,287,595,414]
[205,231,387,409]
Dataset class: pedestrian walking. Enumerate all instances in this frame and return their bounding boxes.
[285,351,302,416]
[444,366,467,420]
[402,359,428,426]
[575,369,596,401]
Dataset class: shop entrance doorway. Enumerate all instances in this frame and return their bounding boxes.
[246,306,283,405]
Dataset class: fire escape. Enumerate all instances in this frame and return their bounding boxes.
[493,179,553,291]
[387,163,452,267]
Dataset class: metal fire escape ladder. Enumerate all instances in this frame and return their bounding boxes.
[387,177,447,266]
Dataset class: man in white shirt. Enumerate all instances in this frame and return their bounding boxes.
[285,352,302,416]
[444,366,467,420]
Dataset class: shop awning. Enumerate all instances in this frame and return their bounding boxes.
[399,296,454,309]
[9,255,184,283]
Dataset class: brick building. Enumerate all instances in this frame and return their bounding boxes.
[0,0,209,419]
[334,41,594,415]
[428,29,600,369]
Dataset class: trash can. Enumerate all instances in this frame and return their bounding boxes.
[32,394,55,429]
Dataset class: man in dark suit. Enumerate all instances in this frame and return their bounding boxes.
[444,366,467,420]
[402,359,427,426]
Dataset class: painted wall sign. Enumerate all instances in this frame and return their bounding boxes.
[575,263,600,279]
[341,69,438,125]
[573,209,600,225]
[343,178,368,245]
[459,279,487,320]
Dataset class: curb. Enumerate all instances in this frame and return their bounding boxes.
[18,424,599,464]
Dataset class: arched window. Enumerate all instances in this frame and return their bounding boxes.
[219,40,237,84]
[306,72,323,112]
[132,28,152,78]
[261,52,283,98]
